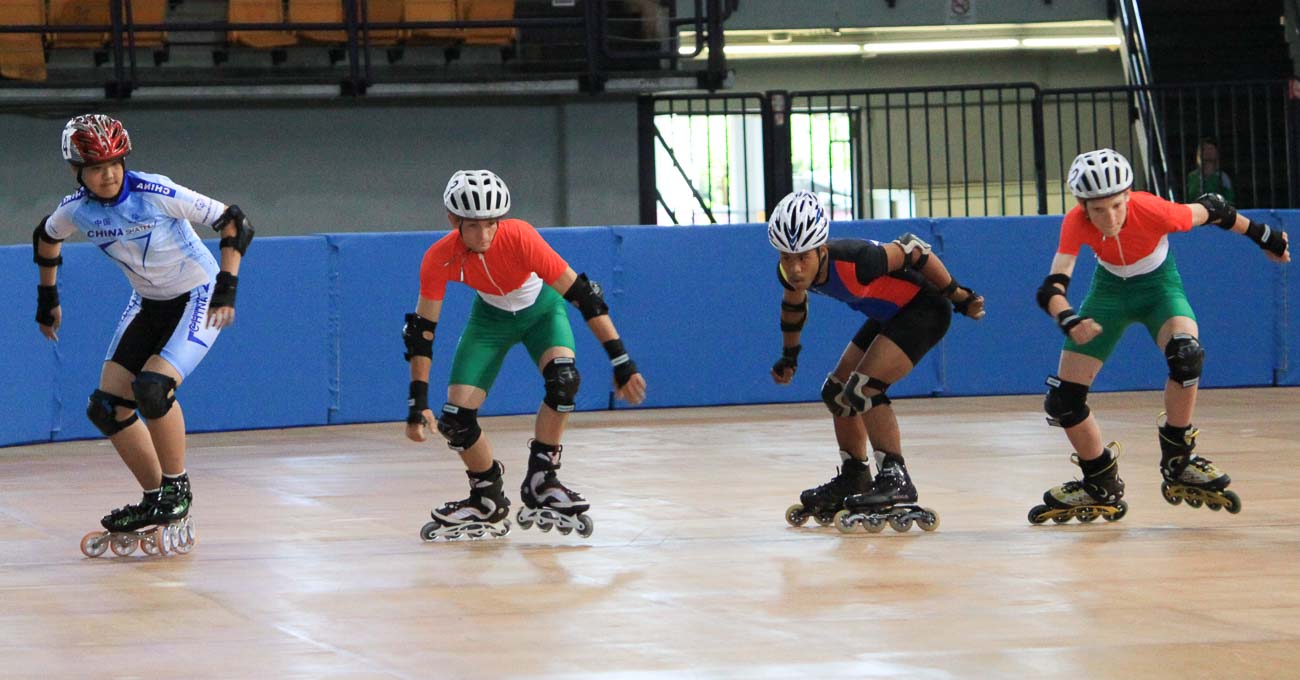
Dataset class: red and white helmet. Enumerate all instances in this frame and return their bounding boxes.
[443,170,511,219]
[61,114,132,167]
[1067,148,1133,199]
[768,191,829,253]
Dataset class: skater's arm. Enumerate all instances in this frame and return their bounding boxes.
[206,205,254,329]
[1194,193,1291,263]
[1037,253,1101,344]
[552,267,645,405]
[882,234,986,320]
[33,217,64,341]
[772,288,806,384]
[403,297,442,441]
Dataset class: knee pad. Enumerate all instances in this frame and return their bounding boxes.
[820,374,858,418]
[871,393,892,408]
[86,389,139,437]
[843,372,891,413]
[1165,333,1204,387]
[436,403,482,452]
[542,356,580,413]
[132,372,177,420]
[1044,375,1091,428]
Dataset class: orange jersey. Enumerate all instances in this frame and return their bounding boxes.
[1058,191,1194,277]
[419,219,569,311]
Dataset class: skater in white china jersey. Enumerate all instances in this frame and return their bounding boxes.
[32,114,256,557]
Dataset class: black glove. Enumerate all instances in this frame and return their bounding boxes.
[603,338,639,388]
[210,271,238,309]
[951,286,981,318]
[1245,221,1288,257]
[36,284,59,326]
[772,344,801,376]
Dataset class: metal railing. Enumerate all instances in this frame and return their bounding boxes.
[0,0,733,98]
[643,79,1299,223]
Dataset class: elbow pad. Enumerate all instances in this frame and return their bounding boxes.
[32,218,64,268]
[563,273,610,320]
[1195,193,1237,229]
[1036,273,1071,313]
[214,204,255,255]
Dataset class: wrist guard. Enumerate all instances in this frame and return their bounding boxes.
[1245,220,1288,256]
[603,338,638,388]
[1056,308,1086,336]
[407,380,429,425]
[210,272,238,309]
[772,344,801,375]
[36,284,59,326]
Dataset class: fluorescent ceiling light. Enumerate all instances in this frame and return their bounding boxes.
[1021,36,1121,48]
[725,43,863,57]
[862,38,1019,53]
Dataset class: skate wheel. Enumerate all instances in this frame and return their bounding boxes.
[468,528,487,539]
[419,521,440,541]
[1185,497,1203,509]
[1223,490,1242,514]
[1027,505,1050,525]
[515,507,533,530]
[1105,501,1128,522]
[1161,481,1181,506]
[918,513,940,532]
[154,526,172,555]
[576,515,594,538]
[1076,507,1099,523]
[557,524,573,536]
[80,531,109,558]
[812,512,836,528]
[110,534,139,557]
[172,523,194,555]
[864,516,887,534]
[888,515,913,533]
[1051,513,1071,524]
[832,509,856,534]
[140,532,160,555]
[785,504,809,527]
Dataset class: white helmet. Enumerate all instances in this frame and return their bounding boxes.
[443,169,511,219]
[1067,148,1134,199]
[767,191,829,253]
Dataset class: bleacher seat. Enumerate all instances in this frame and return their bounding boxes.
[49,0,110,51]
[228,0,298,49]
[289,0,347,44]
[0,0,46,81]
[122,0,167,49]
[360,0,403,47]
[461,0,516,46]
[404,0,461,44]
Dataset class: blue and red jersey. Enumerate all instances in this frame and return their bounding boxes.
[778,239,924,320]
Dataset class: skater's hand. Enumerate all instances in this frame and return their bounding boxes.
[38,306,61,341]
[206,305,235,329]
[615,372,646,405]
[953,290,986,320]
[771,361,796,384]
[1068,318,1103,345]
[1264,231,1290,263]
[405,408,435,442]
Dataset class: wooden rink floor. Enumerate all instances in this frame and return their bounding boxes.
[3,388,1299,679]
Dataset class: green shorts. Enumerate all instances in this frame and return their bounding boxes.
[1063,256,1196,362]
[448,286,576,392]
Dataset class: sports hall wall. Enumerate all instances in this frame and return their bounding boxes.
[3,212,1296,447]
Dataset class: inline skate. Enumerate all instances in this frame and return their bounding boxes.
[834,455,939,533]
[1028,443,1128,524]
[421,460,512,541]
[517,440,593,538]
[1158,419,1241,513]
[80,475,195,558]
[785,452,871,527]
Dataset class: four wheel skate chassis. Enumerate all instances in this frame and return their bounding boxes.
[420,507,594,541]
[80,517,196,558]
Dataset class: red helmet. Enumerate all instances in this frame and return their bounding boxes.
[61,114,131,166]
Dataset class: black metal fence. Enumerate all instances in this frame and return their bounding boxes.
[642,79,1300,224]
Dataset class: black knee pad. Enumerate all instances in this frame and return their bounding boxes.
[820,374,858,418]
[542,356,580,413]
[1165,333,1204,387]
[86,389,139,437]
[436,404,482,452]
[132,372,177,419]
[1044,375,1091,428]
[871,393,892,408]
[844,372,891,413]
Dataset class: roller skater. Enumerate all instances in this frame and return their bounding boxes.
[785,452,871,527]
[767,190,985,533]
[420,461,513,541]
[516,440,594,537]
[835,453,939,533]
[1028,442,1128,524]
[31,115,250,558]
[1030,149,1287,524]
[404,170,646,542]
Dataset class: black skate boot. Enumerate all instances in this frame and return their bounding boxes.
[420,460,512,541]
[1158,421,1241,513]
[81,490,176,558]
[785,451,871,527]
[516,440,594,538]
[837,454,940,533]
[1028,442,1128,525]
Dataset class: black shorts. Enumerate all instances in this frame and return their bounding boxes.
[108,292,193,375]
[850,291,952,365]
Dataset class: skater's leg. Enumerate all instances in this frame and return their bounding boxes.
[1055,351,1107,461]
[829,340,870,460]
[534,346,576,445]
[96,362,162,490]
[1156,317,1200,428]
[443,384,493,473]
[137,356,187,477]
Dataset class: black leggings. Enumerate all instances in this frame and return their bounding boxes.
[850,291,952,366]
